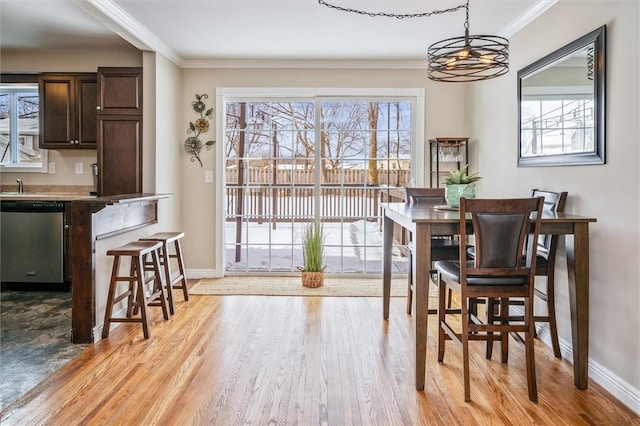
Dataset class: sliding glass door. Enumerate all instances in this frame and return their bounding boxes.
[223,93,417,275]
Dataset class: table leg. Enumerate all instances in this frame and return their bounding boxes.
[383,214,393,320]
[565,222,590,390]
[414,223,431,391]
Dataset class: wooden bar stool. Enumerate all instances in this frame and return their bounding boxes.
[140,232,189,315]
[102,240,169,339]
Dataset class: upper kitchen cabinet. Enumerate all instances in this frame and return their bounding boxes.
[96,67,143,115]
[38,73,97,149]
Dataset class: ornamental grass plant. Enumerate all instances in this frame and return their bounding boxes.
[302,221,325,273]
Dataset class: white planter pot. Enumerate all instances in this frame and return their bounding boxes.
[445,183,477,208]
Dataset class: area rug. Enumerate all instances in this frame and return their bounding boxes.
[190,276,437,297]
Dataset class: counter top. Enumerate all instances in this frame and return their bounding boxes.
[71,193,171,204]
[0,193,96,201]
[0,185,94,201]
[0,193,171,203]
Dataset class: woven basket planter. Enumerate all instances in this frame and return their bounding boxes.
[301,271,324,288]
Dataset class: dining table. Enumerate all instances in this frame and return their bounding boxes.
[380,202,597,391]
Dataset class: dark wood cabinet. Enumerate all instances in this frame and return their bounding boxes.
[38,73,97,149]
[97,115,143,196]
[96,67,143,115]
[97,67,143,196]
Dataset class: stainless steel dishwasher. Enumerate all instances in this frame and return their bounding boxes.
[1,200,66,284]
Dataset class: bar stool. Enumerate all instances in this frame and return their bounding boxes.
[140,232,188,315]
[102,240,169,339]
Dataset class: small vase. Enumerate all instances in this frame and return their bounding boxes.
[445,183,477,208]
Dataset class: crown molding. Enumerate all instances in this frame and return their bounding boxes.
[182,59,428,70]
[71,0,184,66]
[501,0,558,38]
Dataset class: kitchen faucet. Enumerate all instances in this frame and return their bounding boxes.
[16,179,23,193]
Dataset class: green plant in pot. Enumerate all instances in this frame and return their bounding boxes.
[300,221,326,288]
[443,165,481,208]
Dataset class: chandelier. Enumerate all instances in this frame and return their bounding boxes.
[318,0,509,83]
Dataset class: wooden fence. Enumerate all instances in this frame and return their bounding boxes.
[226,168,410,186]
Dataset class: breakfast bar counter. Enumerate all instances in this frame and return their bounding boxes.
[68,193,170,343]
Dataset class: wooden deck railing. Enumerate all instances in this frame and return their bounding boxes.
[226,185,388,223]
[225,169,410,223]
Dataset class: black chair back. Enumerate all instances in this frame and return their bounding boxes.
[404,187,446,205]
[459,197,544,287]
[531,189,567,257]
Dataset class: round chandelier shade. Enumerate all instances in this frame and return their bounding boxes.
[428,32,509,82]
[318,0,510,83]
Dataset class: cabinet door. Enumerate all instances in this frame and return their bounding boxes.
[76,74,97,147]
[39,74,97,149]
[39,74,76,148]
[97,67,143,115]
[97,115,143,196]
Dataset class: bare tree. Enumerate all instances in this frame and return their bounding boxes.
[367,102,379,185]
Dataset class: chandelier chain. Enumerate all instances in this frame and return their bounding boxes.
[317,0,468,19]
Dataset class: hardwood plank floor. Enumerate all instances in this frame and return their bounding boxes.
[1,292,638,425]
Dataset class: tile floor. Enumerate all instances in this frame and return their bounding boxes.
[0,289,89,410]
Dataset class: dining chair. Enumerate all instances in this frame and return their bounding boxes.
[403,187,461,314]
[479,189,567,359]
[435,196,544,402]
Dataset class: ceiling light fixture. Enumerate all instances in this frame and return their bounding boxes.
[318,0,509,83]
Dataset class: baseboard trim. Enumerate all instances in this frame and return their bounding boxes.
[186,269,221,279]
[536,326,640,415]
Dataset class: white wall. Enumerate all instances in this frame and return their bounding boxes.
[146,52,183,228]
[469,0,639,411]
[179,68,468,273]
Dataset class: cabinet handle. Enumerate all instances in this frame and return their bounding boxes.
[96,106,102,111]
[70,140,74,144]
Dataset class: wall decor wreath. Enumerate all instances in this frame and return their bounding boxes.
[184,93,215,166]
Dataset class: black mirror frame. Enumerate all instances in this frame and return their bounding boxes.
[517,25,606,167]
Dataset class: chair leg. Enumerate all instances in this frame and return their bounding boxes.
[158,244,175,315]
[134,256,152,339]
[485,297,496,360]
[151,249,170,321]
[102,256,121,338]
[461,295,471,402]
[525,298,538,402]
[546,276,562,358]
[437,276,447,363]
[500,297,510,364]
[406,250,413,314]
[128,259,138,317]
[173,238,189,301]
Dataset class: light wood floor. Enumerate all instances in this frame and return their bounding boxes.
[1,290,638,425]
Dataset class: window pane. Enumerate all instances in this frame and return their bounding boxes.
[18,92,41,164]
[0,93,10,163]
[0,86,42,167]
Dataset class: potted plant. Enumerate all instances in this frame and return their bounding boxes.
[299,221,326,288]
[443,164,481,208]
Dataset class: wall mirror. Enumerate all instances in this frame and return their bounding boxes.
[518,25,606,166]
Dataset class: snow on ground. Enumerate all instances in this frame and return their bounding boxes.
[225,220,408,274]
